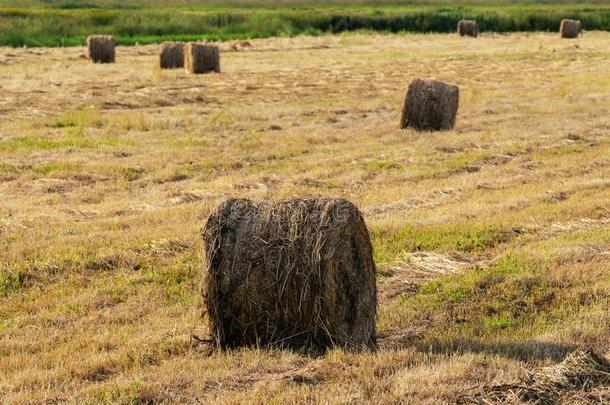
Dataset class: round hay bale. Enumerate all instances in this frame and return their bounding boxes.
[458,20,478,37]
[560,19,581,39]
[400,78,459,131]
[184,43,220,74]
[86,35,115,64]
[159,41,184,69]
[202,197,377,352]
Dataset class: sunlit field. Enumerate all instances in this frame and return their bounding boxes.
[1,31,609,402]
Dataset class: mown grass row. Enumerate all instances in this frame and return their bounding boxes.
[1,4,610,47]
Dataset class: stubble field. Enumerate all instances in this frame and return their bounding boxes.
[1,32,609,403]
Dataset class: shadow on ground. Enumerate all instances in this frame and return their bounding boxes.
[412,337,578,362]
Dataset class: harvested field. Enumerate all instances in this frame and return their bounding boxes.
[0,32,609,403]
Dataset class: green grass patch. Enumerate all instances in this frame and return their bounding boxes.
[372,222,515,263]
[381,243,609,346]
[0,135,119,153]
[171,137,210,148]
[31,162,80,175]
[2,110,115,153]
[164,162,217,180]
[0,163,19,173]
[0,136,64,152]
[0,268,29,297]
[366,160,404,171]
[137,259,198,303]
[46,109,105,131]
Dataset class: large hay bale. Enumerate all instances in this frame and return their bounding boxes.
[86,35,115,64]
[400,78,459,131]
[560,19,581,39]
[457,20,478,37]
[202,197,377,352]
[184,43,220,74]
[159,41,184,69]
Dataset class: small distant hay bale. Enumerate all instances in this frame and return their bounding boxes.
[159,41,184,69]
[457,20,478,37]
[560,19,582,39]
[400,78,459,131]
[86,35,115,64]
[202,197,377,352]
[184,43,220,74]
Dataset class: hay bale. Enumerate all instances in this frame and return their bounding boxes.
[457,20,478,37]
[184,43,220,74]
[400,78,459,131]
[86,35,115,64]
[202,197,377,352]
[159,41,184,69]
[560,19,581,38]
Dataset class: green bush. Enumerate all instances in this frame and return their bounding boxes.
[0,4,609,47]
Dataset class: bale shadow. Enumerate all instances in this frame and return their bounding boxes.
[412,336,578,362]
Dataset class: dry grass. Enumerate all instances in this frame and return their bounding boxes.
[0,32,609,403]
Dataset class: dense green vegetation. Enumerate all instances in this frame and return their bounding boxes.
[1,1,609,46]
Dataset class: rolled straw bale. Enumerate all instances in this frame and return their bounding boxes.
[159,41,184,69]
[400,78,459,131]
[560,19,581,39]
[457,20,478,37]
[202,197,377,352]
[184,43,220,74]
[86,35,115,64]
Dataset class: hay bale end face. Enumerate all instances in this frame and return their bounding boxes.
[400,78,459,131]
[560,19,581,38]
[203,198,377,352]
[86,35,115,64]
[159,41,184,69]
[184,43,220,74]
[458,20,478,37]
